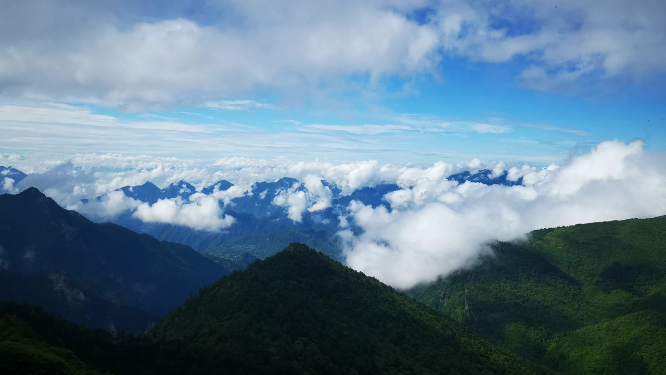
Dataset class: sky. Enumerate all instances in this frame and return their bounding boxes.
[1,0,665,169]
[2,0,666,288]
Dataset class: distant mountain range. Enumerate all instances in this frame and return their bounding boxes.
[5,165,530,263]
[0,188,233,332]
[447,168,522,186]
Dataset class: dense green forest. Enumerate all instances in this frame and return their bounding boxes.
[0,244,550,375]
[408,216,666,374]
[150,243,550,375]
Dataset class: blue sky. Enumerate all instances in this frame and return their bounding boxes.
[1,0,665,169]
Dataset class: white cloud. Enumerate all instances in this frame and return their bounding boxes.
[0,105,114,126]
[133,196,235,231]
[469,124,512,134]
[0,153,22,163]
[0,0,658,108]
[273,184,308,222]
[0,1,439,110]
[205,100,276,111]
[1,177,16,193]
[75,190,141,220]
[302,124,415,135]
[342,140,666,289]
[435,0,666,93]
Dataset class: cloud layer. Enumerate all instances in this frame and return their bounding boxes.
[7,140,666,290]
[1,0,663,109]
[342,140,666,289]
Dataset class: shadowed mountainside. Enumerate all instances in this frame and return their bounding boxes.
[0,188,231,332]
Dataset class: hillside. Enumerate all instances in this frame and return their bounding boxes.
[149,243,550,374]
[0,188,231,331]
[0,311,102,375]
[407,216,666,374]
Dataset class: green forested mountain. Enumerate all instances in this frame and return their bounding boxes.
[149,243,550,374]
[0,244,550,375]
[205,227,342,261]
[0,312,103,375]
[0,188,232,332]
[407,216,666,374]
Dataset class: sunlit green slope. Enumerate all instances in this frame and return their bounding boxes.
[408,216,666,374]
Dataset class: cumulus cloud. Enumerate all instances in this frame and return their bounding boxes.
[436,0,666,93]
[273,175,335,221]
[342,140,666,289]
[1,177,16,193]
[133,196,235,231]
[75,191,141,220]
[273,185,308,222]
[0,0,659,108]
[16,162,99,208]
[213,157,459,196]
[0,0,439,110]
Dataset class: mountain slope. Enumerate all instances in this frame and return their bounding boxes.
[408,216,666,374]
[0,188,231,330]
[0,269,159,333]
[149,243,550,374]
[0,312,103,375]
[545,310,666,375]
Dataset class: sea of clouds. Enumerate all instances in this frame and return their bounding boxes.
[5,140,666,288]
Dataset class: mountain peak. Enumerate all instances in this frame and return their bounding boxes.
[18,186,45,197]
[148,242,546,374]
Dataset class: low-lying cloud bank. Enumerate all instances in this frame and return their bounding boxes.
[6,140,666,289]
[341,140,666,289]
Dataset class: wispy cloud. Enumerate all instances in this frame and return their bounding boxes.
[469,124,512,134]
[301,124,415,135]
[204,100,277,111]
[520,122,591,136]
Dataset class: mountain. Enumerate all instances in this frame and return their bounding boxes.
[0,188,231,331]
[205,227,342,261]
[0,166,26,193]
[0,269,159,333]
[334,183,401,209]
[113,209,296,251]
[81,174,512,259]
[229,177,300,218]
[201,179,233,194]
[0,308,102,375]
[0,245,550,375]
[148,243,549,374]
[407,215,666,374]
[447,169,522,186]
[160,180,197,200]
[0,300,219,375]
[119,181,162,204]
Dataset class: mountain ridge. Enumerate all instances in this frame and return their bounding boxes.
[148,242,551,374]
[0,187,231,332]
